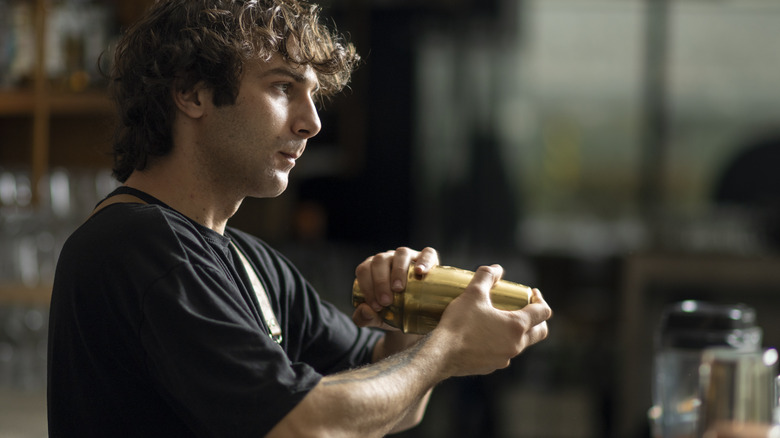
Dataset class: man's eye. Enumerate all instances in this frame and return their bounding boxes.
[274,83,291,93]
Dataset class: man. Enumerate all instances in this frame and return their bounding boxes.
[47,0,552,436]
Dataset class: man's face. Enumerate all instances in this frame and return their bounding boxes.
[195,55,321,199]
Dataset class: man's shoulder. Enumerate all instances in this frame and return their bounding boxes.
[78,202,190,244]
[65,202,223,270]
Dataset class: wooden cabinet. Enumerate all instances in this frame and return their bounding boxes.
[0,0,153,304]
[0,0,154,192]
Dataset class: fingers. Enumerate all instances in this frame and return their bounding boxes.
[370,251,395,308]
[412,247,439,276]
[523,320,549,348]
[514,288,551,350]
[464,278,550,353]
[463,265,504,303]
[355,255,382,312]
[524,288,553,323]
[390,246,439,287]
[389,247,415,292]
[355,247,440,313]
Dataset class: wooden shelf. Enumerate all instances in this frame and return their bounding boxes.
[0,285,52,306]
[49,91,113,115]
[0,89,113,116]
[0,90,37,116]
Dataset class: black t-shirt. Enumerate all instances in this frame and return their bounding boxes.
[47,187,381,437]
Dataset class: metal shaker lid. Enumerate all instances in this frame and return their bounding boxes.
[657,300,760,350]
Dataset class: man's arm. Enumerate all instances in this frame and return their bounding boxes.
[267,332,442,438]
[371,331,430,434]
[266,265,552,438]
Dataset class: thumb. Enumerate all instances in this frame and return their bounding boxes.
[352,303,383,328]
[352,303,401,331]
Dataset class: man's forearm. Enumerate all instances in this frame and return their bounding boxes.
[372,331,423,363]
[266,334,444,438]
[373,331,432,434]
[387,388,432,434]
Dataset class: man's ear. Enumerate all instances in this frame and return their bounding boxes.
[172,81,213,119]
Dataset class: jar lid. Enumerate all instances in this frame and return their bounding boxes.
[657,300,760,349]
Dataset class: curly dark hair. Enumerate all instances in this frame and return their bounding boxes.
[109,0,360,182]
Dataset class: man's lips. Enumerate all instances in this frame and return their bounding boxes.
[279,150,302,167]
[280,146,304,161]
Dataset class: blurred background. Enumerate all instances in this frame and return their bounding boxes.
[2,0,780,436]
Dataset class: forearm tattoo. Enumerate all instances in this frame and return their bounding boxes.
[323,334,431,386]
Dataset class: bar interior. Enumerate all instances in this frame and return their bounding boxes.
[2,0,780,437]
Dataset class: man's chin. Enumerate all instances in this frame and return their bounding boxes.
[249,178,288,199]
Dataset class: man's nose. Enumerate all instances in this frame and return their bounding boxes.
[294,97,321,139]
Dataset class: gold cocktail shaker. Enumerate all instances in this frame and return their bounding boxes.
[351,265,533,335]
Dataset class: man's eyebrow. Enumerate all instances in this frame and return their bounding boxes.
[262,67,321,92]
[263,67,306,82]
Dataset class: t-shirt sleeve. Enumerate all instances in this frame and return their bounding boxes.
[139,262,319,437]
[246,241,383,375]
[291,286,382,374]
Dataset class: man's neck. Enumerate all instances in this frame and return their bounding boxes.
[123,167,241,235]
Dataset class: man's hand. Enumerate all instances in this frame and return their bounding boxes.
[432,264,551,378]
[351,246,439,330]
